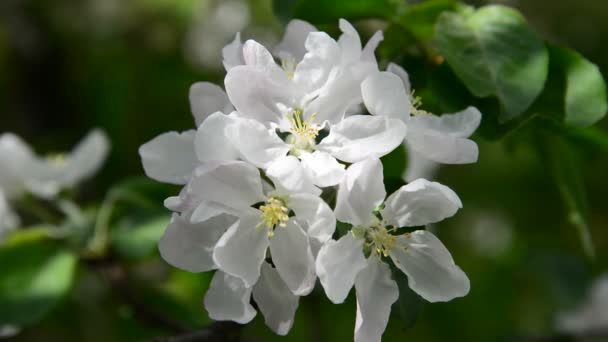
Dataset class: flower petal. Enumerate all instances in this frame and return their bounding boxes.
[317,115,406,163]
[293,32,341,96]
[337,19,362,63]
[361,30,383,65]
[266,155,320,196]
[0,133,34,198]
[253,262,300,335]
[64,129,110,186]
[299,151,345,187]
[288,193,336,243]
[362,72,410,121]
[159,213,236,272]
[386,63,411,93]
[269,220,316,296]
[334,158,386,226]
[189,82,234,126]
[213,213,269,287]
[186,161,265,212]
[406,107,481,164]
[227,117,290,169]
[139,130,197,185]
[354,258,399,342]
[222,32,245,71]
[383,178,462,227]
[273,19,317,62]
[390,230,470,302]
[225,66,292,124]
[243,40,284,76]
[403,146,440,182]
[316,233,367,304]
[194,112,239,162]
[204,270,256,324]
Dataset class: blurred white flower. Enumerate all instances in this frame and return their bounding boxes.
[557,274,608,334]
[316,158,469,342]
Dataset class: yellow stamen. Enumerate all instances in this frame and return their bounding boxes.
[281,58,296,80]
[46,153,67,167]
[369,226,397,258]
[287,109,319,140]
[256,197,290,237]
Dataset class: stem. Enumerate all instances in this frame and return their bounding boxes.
[17,196,61,224]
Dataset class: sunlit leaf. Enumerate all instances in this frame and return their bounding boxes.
[394,0,461,41]
[435,5,549,122]
[0,234,77,325]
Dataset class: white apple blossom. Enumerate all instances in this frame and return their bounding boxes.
[164,160,335,293]
[0,130,109,241]
[316,158,469,342]
[362,63,482,181]
[221,19,404,190]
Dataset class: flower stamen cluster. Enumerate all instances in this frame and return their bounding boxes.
[256,196,289,237]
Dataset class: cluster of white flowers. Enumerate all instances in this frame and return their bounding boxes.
[140,19,481,341]
[0,130,109,241]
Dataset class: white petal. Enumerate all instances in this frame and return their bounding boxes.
[403,146,440,182]
[406,107,481,164]
[186,161,265,211]
[139,130,196,185]
[204,270,256,324]
[390,231,470,302]
[362,72,410,121]
[269,220,316,296]
[299,151,345,187]
[227,117,290,169]
[383,178,462,227]
[213,213,269,287]
[0,133,34,198]
[242,40,284,75]
[253,262,300,335]
[338,19,362,63]
[316,233,367,303]
[273,19,317,62]
[288,193,336,243]
[361,30,383,65]
[159,213,236,272]
[266,155,320,196]
[194,112,239,162]
[222,32,245,71]
[334,159,386,226]
[0,192,19,241]
[293,32,341,96]
[354,258,399,342]
[317,115,407,163]
[190,200,245,223]
[387,63,411,94]
[63,129,110,186]
[225,66,292,124]
[189,82,234,127]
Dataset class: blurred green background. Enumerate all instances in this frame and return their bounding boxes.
[1,0,607,341]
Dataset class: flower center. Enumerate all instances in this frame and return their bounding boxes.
[46,153,67,167]
[352,216,403,258]
[408,90,432,117]
[256,196,289,237]
[286,108,319,156]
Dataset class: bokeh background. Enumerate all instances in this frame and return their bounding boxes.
[1,0,607,341]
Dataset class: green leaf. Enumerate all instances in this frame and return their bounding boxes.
[0,234,77,325]
[286,0,401,24]
[394,0,461,41]
[435,5,549,122]
[389,261,424,329]
[538,131,594,260]
[112,214,170,260]
[534,45,607,128]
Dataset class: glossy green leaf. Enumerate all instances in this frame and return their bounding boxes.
[112,214,170,260]
[0,234,77,325]
[285,0,401,23]
[435,5,549,122]
[534,45,607,128]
